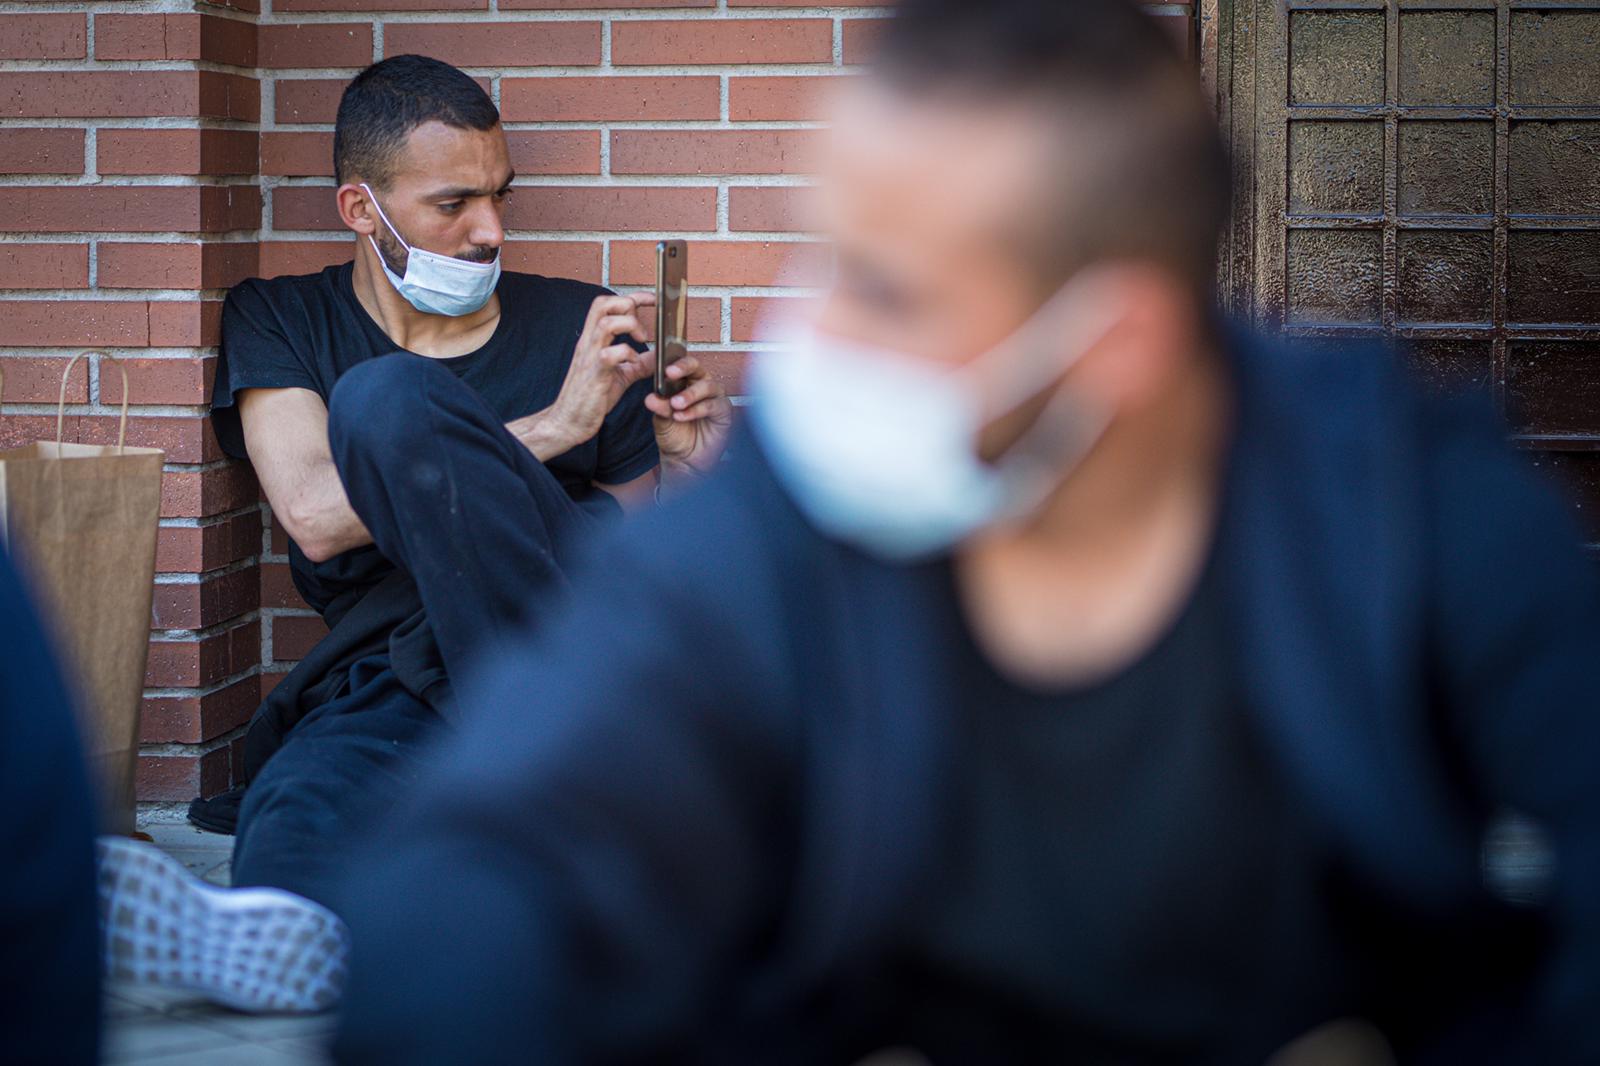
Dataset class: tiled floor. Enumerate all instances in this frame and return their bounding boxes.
[103,821,336,1066]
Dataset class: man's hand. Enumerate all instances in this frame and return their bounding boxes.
[644,353,733,482]
[511,292,655,461]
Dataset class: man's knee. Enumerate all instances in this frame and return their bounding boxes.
[327,353,451,464]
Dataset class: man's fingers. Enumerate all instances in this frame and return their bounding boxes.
[585,294,638,329]
[595,313,646,345]
[667,378,718,411]
[670,394,729,422]
[664,354,702,380]
[600,342,639,366]
[624,289,657,307]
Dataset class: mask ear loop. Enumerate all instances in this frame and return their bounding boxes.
[961,272,1125,427]
[359,184,412,255]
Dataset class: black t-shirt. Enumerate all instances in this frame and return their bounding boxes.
[884,551,1351,1063]
[213,262,659,616]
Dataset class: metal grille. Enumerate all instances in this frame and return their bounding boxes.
[1211,0,1600,536]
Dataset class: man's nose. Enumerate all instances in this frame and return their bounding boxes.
[470,200,505,250]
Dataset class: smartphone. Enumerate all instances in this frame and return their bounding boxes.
[654,240,689,398]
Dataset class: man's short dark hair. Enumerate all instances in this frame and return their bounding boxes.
[873,0,1230,301]
[333,55,501,188]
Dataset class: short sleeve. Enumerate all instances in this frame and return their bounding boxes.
[212,281,324,459]
[593,376,660,485]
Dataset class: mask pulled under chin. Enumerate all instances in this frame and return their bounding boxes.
[361,183,501,317]
[750,284,1119,561]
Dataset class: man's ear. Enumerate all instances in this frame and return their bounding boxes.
[336,183,379,237]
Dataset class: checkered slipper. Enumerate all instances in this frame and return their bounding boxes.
[96,836,349,1013]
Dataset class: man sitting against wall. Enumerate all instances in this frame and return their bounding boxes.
[93,53,732,1012]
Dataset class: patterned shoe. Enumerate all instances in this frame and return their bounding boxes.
[97,836,349,1013]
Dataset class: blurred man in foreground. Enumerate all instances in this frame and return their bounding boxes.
[335,0,1600,1061]
[0,546,99,1065]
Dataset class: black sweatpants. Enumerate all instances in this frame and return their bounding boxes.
[232,353,611,907]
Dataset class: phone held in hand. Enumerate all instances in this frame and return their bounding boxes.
[654,240,689,398]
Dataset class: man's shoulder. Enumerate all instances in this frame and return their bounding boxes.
[224,263,350,320]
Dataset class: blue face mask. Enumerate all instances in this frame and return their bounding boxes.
[750,279,1119,561]
[361,183,501,317]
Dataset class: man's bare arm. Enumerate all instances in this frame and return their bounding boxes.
[238,387,373,564]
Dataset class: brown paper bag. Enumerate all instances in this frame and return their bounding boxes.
[0,353,165,834]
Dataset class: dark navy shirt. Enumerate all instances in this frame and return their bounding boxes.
[213,263,659,615]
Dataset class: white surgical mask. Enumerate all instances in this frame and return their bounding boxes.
[751,280,1119,561]
[361,183,501,317]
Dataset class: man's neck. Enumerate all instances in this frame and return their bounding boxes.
[351,244,500,359]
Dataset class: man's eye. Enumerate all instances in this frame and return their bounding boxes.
[438,201,462,214]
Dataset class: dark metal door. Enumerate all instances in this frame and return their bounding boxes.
[1205,0,1600,538]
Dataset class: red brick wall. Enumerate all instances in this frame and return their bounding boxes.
[1,1,1194,805]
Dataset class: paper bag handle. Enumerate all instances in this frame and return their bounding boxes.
[57,351,130,455]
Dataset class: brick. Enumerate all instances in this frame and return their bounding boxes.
[97,130,258,177]
[729,75,843,121]
[94,14,257,66]
[841,19,885,65]
[197,73,261,122]
[0,301,147,347]
[687,298,722,344]
[0,187,257,234]
[160,463,259,519]
[611,130,821,177]
[1,72,198,119]
[151,566,259,630]
[0,415,77,451]
[0,244,88,288]
[382,21,599,67]
[100,357,215,406]
[0,357,90,404]
[96,241,257,292]
[501,241,602,283]
[260,562,311,610]
[273,187,341,232]
[272,614,328,661]
[141,675,258,745]
[610,240,830,287]
[261,131,333,177]
[0,14,86,60]
[0,70,254,121]
[274,79,346,124]
[157,511,263,574]
[0,128,83,175]
[732,295,818,341]
[145,619,260,688]
[261,670,287,699]
[201,243,261,290]
[698,350,751,397]
[503,187,716,233]
[259,24,373,68]
[98,243,199,290]
[502,0,710,7]
[505,130,601,175]
[279,0,485,11]
[500,76,719,122]
[729,185,819,233]
[259,241,353,278]
[80,415,221,464]
[148,300,225,347]
[136,746,232,802]
[268,516,289,556]
[612,19,832,66]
